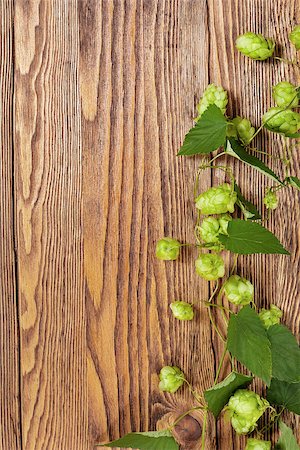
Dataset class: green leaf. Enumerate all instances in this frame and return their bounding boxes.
[285,133,300,138]
[218,219,290,255]
[267,324,300,383]
[96,431,179,449]
[275,421,300,450]
[204,371,253,418]
[177,104,227,156]
[226,139,282,183]
[285,176,300,190]
[234,183,261,220]
[227,306,272,385]
[267,378,300,415]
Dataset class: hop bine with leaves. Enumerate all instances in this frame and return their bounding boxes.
[98,26,300,450]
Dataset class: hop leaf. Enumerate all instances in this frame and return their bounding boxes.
[259,304,283,329]
[245,438,271,450]
[263,190,278,210]
[272,81,299,108]
[226,389,269,435]
[158,366,185,394]
[156,238,181,261]
[223,274,254,306]
[195,183,237,215]
[231,116,256,145]
[236,32,275,60]
[195,253,225,281]
[289,25,300,50]
[262,107,300,137]
[195,83,228,120]
[170,301,194,321]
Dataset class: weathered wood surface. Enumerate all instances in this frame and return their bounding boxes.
[0,1,299,449]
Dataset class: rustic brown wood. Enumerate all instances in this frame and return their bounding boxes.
[0,1,21,449]
[0,0,298,448]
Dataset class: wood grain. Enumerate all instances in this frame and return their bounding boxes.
[0,1,21,448]
[0,0,298,448]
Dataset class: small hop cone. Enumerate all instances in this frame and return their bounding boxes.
[272,81,299,108]
[199,214,232,250]
[195,253,225,281]
[231,116,255,145]
[196,83,228,120]
[262,107,300,136]
[289,25,300,50]
[170,301,194,321]
[245,438,271,450]
[156,237,181,260]
[195,183,237,215]
[236,32,275,60]
[259,304,283,329]
[158,366,185,394]
[223,274,254,306]
[263,190,278,210]
[226,389,269,435]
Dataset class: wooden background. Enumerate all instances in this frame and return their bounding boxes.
[1,0,299,448]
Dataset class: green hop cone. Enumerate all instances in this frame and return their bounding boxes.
[259,304,283,329]
[158,366,185,394]
[263,190,278,210]
[199,214,232,250]
[170,301,194,321]
[156,237,181,261]
[245,438,271,450]
[196,183,237,215]
[289,25,300,50]
[195,253,225,281]
[236,32,275,61]
[231,116,256,145]
[226,389,269,435]
[223,274,254,306]
[262,107,300,136]
[272,81,299,108]
[195,83,228,119]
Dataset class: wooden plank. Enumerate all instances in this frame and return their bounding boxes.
[79,0,218,448]
[14,1,88,448]
[0,1,21,448]
[208,0,300,447]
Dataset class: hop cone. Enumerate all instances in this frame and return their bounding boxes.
[236,32,275,60]
[156,237,181,260]
[227,389,269,435]
[263,190,278,210]
[159,366,184,393]
[195,253,225,281]
[262,107,300,136]
[289,25,300,50]
[196,183,237,215]
[196,83,228,119]
[245,438,271,450]
[223,274,254,306]
[199,214,232,250]
[259,304,282,329]
[231,116,255,145]
[272,81,298,108]
[170,301,194,321]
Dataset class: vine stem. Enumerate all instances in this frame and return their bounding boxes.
[168,406,206,431]
[272,56,300,67]
[201,411,208,450]
[214,345,227,384]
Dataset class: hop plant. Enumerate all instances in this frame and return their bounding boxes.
[272,81,299,108]
[231,116,256,145]
[289,25,300,50]
[263,189,278,210]
[195,253,225,281]
[170,301,194,321]
[226,389,269,435]
[195,83,228,120]
[199,214,232,250]
[196,183,237,215]
[245,438,271,450]
[259,304,283,329]
[156,237,181,260]
[262,107,300,136]
[236,32,275,61]
[158,366,185,393]
[223,275,254,306]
